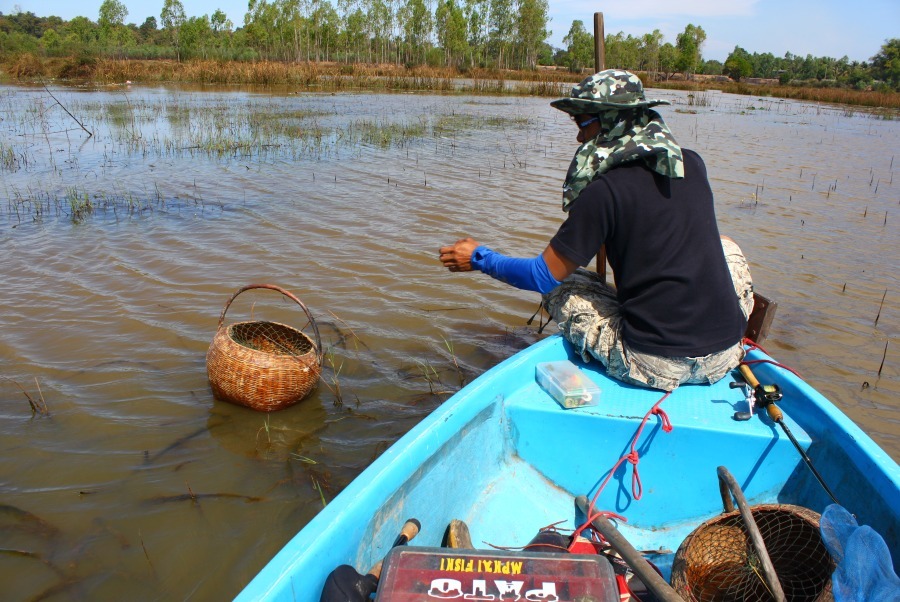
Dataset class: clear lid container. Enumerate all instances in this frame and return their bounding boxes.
[535,360,600,409]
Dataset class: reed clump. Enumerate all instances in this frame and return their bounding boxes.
[1,376,49,417]
[687,91,713,107]
[4,52,44,78]
[4,54,899,109]
[3,57,573,98]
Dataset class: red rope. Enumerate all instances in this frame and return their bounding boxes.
[570,391,672,545]
[569,340,800,550]
[742,338,803,379]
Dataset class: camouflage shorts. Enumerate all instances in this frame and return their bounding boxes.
[542,239,754,391]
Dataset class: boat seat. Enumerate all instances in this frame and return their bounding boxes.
[745,291,777,344]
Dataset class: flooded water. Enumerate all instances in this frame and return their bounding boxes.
[1,82,896,600]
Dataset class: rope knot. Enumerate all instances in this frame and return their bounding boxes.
[652,406,673,433]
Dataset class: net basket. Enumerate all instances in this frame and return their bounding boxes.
[671,468,834,602]
[206,284,322,412]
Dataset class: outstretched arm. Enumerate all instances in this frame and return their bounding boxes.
[439,238,578,293]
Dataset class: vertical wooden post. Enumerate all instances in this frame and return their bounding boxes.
[594,13,605,72]
[594,12,608,282]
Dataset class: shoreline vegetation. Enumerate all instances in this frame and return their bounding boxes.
[3,55,899,113]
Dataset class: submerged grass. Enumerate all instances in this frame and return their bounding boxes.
[0,142,18,171]
[1,88,540,224]
[5,182,184,225]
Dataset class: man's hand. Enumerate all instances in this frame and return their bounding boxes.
[439,238,480,272]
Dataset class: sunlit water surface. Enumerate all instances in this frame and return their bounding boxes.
[0,83,897,600]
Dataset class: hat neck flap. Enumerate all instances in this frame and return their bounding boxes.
[561,108,685,211]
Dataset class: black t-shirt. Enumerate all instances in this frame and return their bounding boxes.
[550,149,746,357]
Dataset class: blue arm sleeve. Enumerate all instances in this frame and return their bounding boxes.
[470,246,562,294]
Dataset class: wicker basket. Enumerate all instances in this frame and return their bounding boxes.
[206,284,322,412]
[671,467,834,602]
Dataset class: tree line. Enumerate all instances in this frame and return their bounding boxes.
[0,0,550,70]
[1,3,897,90]
[561,21,898,91]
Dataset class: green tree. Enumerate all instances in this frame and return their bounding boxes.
[605,31,641,70]
[675,23,705,78]
[180,15,212,58]
[62,15,98,51]
[537,41,553,66]
[435,0,467,67]
[463,0,488,67]
[843,61,873,90]
[211,9,233,33]
[98,0,128,29]
[562,19,592,73]
[208,9,234,57]
[3,10,42,37]
[488,0,514,68]
[515,0,549,70]
[723,46,752,80]
[870,38,900,89]
[640,29,663,76]
[280,0,305,63]
[98,0,129,52]
[40,27,61,54]
[658,42,677,80]
[779,51,798,82]
[244,0,278,59]
[366,0,392,64]
[138,16,158,43]
[312,1,341,61]
[724,56,752,80]
[161,0,187,60]
[341,6,367,62]
[754,52,778,79]
[397,0,432,65]
[702,59,723,75]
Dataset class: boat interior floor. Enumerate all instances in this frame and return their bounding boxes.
[455,364,815,580]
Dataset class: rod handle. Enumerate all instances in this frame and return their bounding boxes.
[367,519,421,580]
[739,363,760,388]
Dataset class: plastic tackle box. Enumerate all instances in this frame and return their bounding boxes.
[535,360,600,409]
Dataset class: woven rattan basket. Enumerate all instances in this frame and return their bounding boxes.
[206,284,322,412]
[671,467,834,602]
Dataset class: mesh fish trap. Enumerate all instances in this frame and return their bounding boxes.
[206,284,322,412]
[671,468,834,602]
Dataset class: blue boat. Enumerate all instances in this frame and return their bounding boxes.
[236,333,900,601]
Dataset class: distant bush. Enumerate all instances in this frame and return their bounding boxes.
[5,52,45,78]
[55,53,97,79]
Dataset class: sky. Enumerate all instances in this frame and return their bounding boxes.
[5,0,898,63]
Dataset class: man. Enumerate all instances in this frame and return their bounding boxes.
[439,69,754,391]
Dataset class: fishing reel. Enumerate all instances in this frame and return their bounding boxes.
[730,378,782,421]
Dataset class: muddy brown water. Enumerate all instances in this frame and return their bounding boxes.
[1,83,897,600]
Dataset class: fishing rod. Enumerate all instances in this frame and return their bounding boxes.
[738,363,841,506]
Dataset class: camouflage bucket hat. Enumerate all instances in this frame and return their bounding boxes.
[551,69,670,115]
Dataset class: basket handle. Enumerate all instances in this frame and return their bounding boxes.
[217,284,323,366]
[717,466,786,602]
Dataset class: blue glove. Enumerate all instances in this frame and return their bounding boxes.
[470,246,561,294]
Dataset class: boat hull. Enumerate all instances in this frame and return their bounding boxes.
[236,334,900,601]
